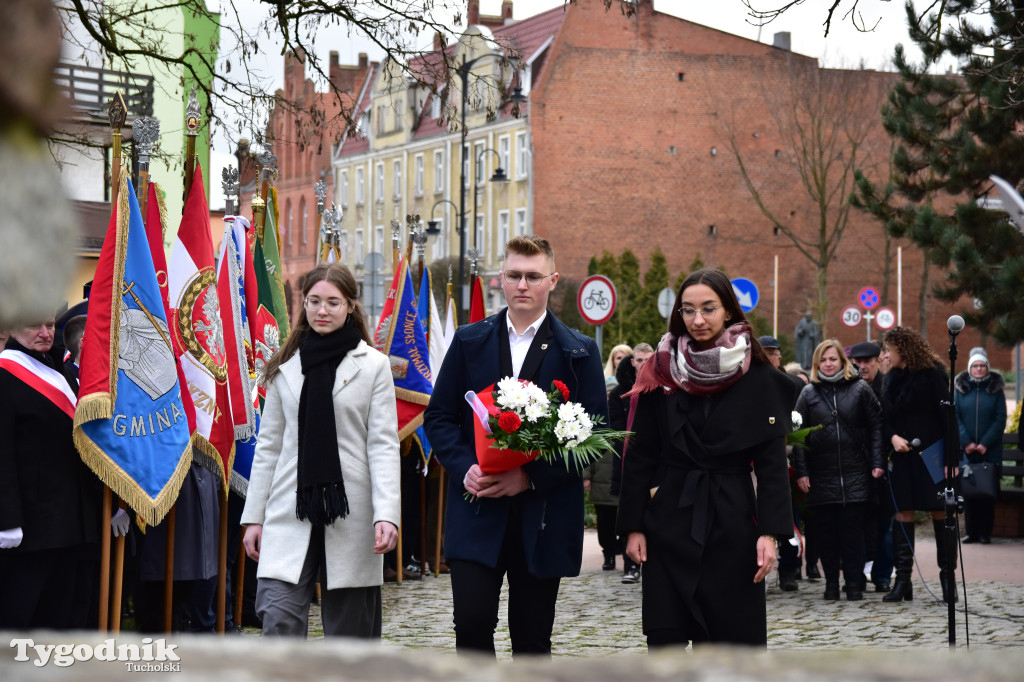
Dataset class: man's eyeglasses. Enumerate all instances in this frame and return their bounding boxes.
[501,271,555,287]
[304,297,346,314]
[678,304,722,320]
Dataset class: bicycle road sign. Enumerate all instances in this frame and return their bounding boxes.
[578,275,616,326]
[858,287,880,310]
[875,307,896,330]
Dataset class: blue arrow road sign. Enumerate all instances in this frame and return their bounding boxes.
[730,277,759,313]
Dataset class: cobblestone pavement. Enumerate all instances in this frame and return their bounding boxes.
[285,531,1024,656]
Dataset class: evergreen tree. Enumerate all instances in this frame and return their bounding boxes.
[854,2,1024,344]
[636,247,670,346]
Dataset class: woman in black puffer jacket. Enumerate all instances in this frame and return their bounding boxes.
[794,339,885,601]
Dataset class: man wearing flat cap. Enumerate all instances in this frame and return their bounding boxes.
[848,342,883,400]
[846,340,891,592]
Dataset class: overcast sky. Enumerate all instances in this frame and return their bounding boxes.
[209,0,955,209]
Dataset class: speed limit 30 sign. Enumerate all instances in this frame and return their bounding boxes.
[841,306,862,328]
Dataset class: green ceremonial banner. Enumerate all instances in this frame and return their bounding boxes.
[262,189,291,341]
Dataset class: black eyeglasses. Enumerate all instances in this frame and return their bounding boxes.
[501,271,555,287]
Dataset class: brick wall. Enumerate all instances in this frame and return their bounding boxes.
[530,0,1008,365]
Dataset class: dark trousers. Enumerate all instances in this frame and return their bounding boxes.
[964,497,996,539]
[594,504,620,556]
[778,506,802,573]
[804,507,820,574]
[870,511,894,585]
[0,546,80,630]
[448,509,561,658]
[814,502,867,589]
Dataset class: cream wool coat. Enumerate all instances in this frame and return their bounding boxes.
[240,340,401,590]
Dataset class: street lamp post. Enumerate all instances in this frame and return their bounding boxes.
[455,51,527,315]
[472,146,509,252]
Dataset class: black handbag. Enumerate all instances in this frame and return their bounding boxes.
[959,461,999,500]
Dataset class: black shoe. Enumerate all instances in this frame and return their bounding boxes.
[806,565,821,581]
[778,570,798,592]
[883,579,913,602]
[874,581,891,593]
[622,567,641,584]
[823,582,840,600]
[602,554,616,571]
[963,536,978,544]
[979,536,991,544]
[846,587,863,601]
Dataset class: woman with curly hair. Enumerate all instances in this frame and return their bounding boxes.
[879,326,956,603]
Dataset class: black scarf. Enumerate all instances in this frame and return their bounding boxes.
[295,322,363,526]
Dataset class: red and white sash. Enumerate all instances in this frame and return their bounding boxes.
[0,349,77,419]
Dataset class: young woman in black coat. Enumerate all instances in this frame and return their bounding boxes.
[880,326,956,603]
[618,269,794,649]
[794,339,885,601]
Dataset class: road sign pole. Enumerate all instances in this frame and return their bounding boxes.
[864,310,874,341]
[595,325,603,361]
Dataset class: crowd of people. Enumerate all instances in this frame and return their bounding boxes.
[0,237,1010,653]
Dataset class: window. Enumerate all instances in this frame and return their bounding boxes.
[434,150,444,193]
[356,112,369,139]
[375,225,384,254]
[340,171,349,209]
[431,92,442,119]
[393,160,402,199]
[474,141,485,186]
[301,201,308,245]
[286,202,293,248]
[462,144,470,187]
[356,167,365,205]
[498,135,511,176]
[375,104,386,136]
[355,228,365,264]
[375,163,384,203]
[394,97,403,131]
[431,218,446,260]
[475,215,486,262]
[340,230,349,264]
[515,208,527,237]
[414,154,424,196]
[497,210,510,259]
[515,131,529,179]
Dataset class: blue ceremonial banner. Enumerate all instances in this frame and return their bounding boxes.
[74,170,193,526]
[376,260,432,440]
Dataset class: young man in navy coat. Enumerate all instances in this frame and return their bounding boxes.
[424,235,607,657]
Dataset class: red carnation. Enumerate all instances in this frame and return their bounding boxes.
[552,380,570,401]
[498,411,522,433]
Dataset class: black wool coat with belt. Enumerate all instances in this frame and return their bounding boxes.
[617,361,794,645]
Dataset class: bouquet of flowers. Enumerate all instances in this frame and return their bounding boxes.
[465,377,631,475]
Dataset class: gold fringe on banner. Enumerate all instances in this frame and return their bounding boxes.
[74,428,193,527]
[153,181,169,241]
[190,432,236,496]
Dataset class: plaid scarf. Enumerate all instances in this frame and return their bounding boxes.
[632,323,753,396]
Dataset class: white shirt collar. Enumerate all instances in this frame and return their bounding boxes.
[506,310,547,340]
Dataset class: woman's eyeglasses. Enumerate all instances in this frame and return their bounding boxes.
[678,305,722,320]
[304,297,345,314]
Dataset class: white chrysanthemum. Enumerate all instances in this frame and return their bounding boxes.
[554,421,571,441]
[791,411,802,429]
[566,438,580,448]
[557,402,578,422]
[524,402,546,422]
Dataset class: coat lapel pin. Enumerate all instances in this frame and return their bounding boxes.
[769,416,776,424]
[541,343,548,350]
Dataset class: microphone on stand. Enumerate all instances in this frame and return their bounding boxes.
[910,438,921,449]
[947,315,965,337]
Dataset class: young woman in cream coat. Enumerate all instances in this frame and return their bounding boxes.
[242,263,400,637]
